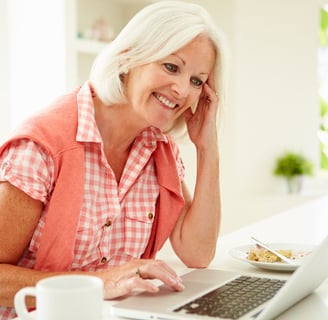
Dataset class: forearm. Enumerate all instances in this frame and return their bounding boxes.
[0,260,184,308]
[0,264,55,307]
[0,264,99,308]
[194,146,221,241]
[172,145,221,268]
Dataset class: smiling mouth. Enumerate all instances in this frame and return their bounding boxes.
[153,93,178,109]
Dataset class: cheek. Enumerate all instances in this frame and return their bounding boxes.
[127,72,157,98]
[126,75,147,103]
[188,93,201,111]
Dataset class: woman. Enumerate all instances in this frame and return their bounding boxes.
[0,1,228,318]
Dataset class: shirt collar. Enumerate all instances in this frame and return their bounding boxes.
[76,82,102,143]
[139,126,168,148]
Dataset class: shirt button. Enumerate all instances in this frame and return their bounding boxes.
[101,257,107,264]
[148,212,154,220]
[1,161,9,170]
[104,220,112,227]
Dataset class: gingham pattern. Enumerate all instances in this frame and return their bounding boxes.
[0,139,54,204]
[0,82,185,319]
[0,308,15,320]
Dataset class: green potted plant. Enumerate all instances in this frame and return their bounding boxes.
[273,151,314,193]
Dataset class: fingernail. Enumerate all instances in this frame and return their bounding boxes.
[176,281,185,290]
[173,277,184,289]
[151,286,160,292]
[170,276,179,284]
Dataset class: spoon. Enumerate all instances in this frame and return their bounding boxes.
[251,236,295,265]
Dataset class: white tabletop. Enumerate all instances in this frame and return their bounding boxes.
[15,194,328,319]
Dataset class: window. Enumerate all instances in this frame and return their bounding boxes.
[318,5,328,169]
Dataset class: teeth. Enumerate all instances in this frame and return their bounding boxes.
[154,93,176,109]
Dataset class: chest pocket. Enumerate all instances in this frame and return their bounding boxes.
[123,204,156,258]
[121,159,159,258]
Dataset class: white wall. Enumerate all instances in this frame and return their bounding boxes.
[0,0,10,143]
[229,0,319,195]
[177,0,321,233]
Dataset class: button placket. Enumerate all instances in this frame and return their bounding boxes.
[104,219,112,228]
[1,161,9,172]
[100,219,112,265]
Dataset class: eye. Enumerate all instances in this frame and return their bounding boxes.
[163,63,178,73]
[191,77,203,88]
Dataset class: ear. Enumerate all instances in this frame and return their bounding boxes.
[119,48,130,76]
[119,68,129,83]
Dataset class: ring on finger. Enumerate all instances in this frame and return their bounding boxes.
[136,268,142,278]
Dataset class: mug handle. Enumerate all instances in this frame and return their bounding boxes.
[14,287,36,320]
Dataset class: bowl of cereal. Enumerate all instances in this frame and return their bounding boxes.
[229,243,314,272]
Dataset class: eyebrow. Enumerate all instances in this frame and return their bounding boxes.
[172,53,186,66]
[171,53,209,76]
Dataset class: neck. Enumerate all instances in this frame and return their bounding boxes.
[94,100,146,152]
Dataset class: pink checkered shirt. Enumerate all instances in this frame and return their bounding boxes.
[0,83,184,319]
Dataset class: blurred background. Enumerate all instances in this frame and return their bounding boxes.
[0,0,327,233]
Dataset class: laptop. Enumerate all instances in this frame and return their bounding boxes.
[112,234,328,320]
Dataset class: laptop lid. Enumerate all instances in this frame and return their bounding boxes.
[112,234,328,320]
[257,234,328,319]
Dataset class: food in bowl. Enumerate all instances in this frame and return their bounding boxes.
[247,247,292,263]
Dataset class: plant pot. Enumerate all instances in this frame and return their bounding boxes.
[286,176,303,194]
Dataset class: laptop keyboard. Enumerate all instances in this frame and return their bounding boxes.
[174,275,286,319]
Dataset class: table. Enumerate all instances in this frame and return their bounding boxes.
[15,194,328,319]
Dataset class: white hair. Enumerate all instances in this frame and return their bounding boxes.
[89,0,229,140]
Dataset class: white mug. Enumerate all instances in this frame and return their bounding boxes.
[14,275,104,320]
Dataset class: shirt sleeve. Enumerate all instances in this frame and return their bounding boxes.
[0,139,55,204]
[171,140,185,181]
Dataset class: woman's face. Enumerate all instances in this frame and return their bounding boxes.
[124,35,216,131]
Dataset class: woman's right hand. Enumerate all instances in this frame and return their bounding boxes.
[99,259,185,299]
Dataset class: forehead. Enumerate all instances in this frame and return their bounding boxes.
[172,35,216,73]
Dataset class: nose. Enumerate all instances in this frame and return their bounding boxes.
[171,75,190,98]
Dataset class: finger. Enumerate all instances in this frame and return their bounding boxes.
[138,261,184,291]
[104,278,159,300]
[203,83,218,102]
[138,260,178,280]
[207,71,216,90]
[183,107,194,122]
[124,259,184,291]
